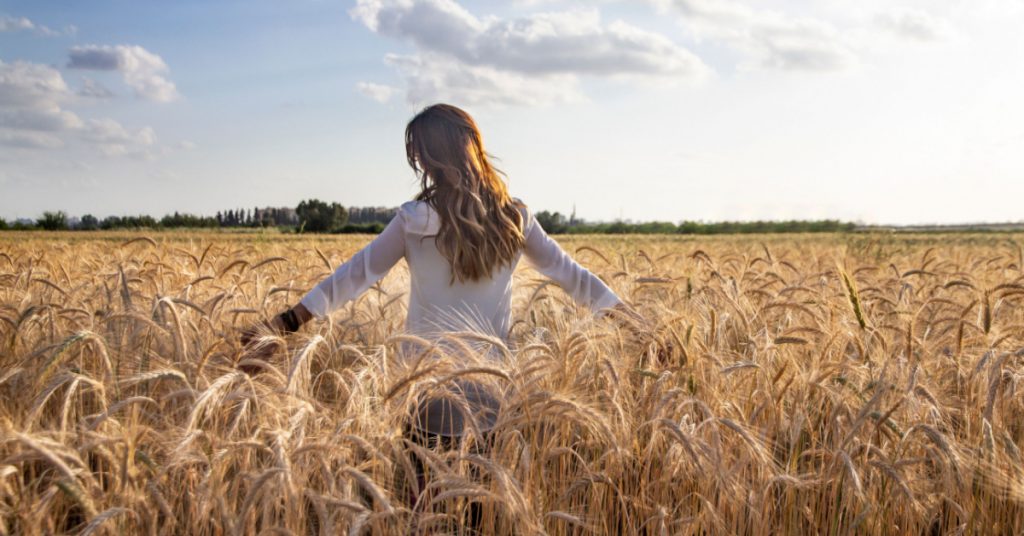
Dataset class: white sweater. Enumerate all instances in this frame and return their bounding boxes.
[299,200,622,340]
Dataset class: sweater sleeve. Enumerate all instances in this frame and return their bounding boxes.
[299,212,406,319]
[521,211,622,312]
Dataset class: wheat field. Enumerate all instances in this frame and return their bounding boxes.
[1,230,1023,535]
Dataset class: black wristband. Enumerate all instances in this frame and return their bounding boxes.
[278,309,300,333]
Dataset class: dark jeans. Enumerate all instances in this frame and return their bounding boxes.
[403,388,498,534]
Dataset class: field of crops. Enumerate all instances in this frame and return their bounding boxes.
[1,230,1023,535]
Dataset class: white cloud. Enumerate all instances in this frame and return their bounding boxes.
[874,8,952,42]
[0,60,71,109]
[0,16,33,32]
[351,0,707,106]
[356,81,398,103]
[0,60,79,149]
[354,2,704,77]
[0,108,83,131]
[386,53,583,106]
[0,130,64,149]
[0,59,162,156]
[653,0,752,33]
[0,15,60,36]
[747,16,855,71]
[67,44,180,102]
[653,0,856,72]
[76,118,158,157]
[82,118,156,144]
[77,77,115,99]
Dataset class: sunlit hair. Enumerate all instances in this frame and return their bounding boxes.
[405,104,525,283]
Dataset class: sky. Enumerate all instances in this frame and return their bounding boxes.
[1,0,1023,225]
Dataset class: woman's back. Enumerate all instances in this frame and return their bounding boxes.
[299,199,621,343]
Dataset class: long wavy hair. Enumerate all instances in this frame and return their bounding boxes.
[405,104,525,283]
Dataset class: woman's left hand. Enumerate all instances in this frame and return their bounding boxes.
[608,303,677,367]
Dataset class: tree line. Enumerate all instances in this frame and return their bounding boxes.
[533,210,856,234]
[0,199,398,233]
[0,201,856,235]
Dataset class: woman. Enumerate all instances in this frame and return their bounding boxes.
[246,103,625,348]
[241,103,629,477]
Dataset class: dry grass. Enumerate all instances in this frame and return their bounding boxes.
[1,230,1023,535]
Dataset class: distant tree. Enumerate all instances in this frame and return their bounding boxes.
[212,205,300,228]
[0,217,7,230]
[296,199,348,233]
[137,215,158,228]
[336,222,386,234]
[100,215,158,229]
[37,211,68,231]
[348,206,398,225]
[79,214,99,230]
[632,221,676,234]
[534,210,569,234]
[258,208,274,227]
[279,207,298,226]
[161,212,218,228]
[100,216,121,230]
[605,221,631,234]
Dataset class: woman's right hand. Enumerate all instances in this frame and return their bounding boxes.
[237,317,286,374]
[236,304,313,374]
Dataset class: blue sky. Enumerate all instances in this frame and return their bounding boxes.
[2,0,1023,224]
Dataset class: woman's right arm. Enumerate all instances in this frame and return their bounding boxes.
[238,212,406,370]
[522,212,622,312]
[297,211,406,319]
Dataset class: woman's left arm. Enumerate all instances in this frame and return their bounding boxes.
[521,211,622,312]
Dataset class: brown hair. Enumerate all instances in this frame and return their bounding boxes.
[405,104,525,283]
